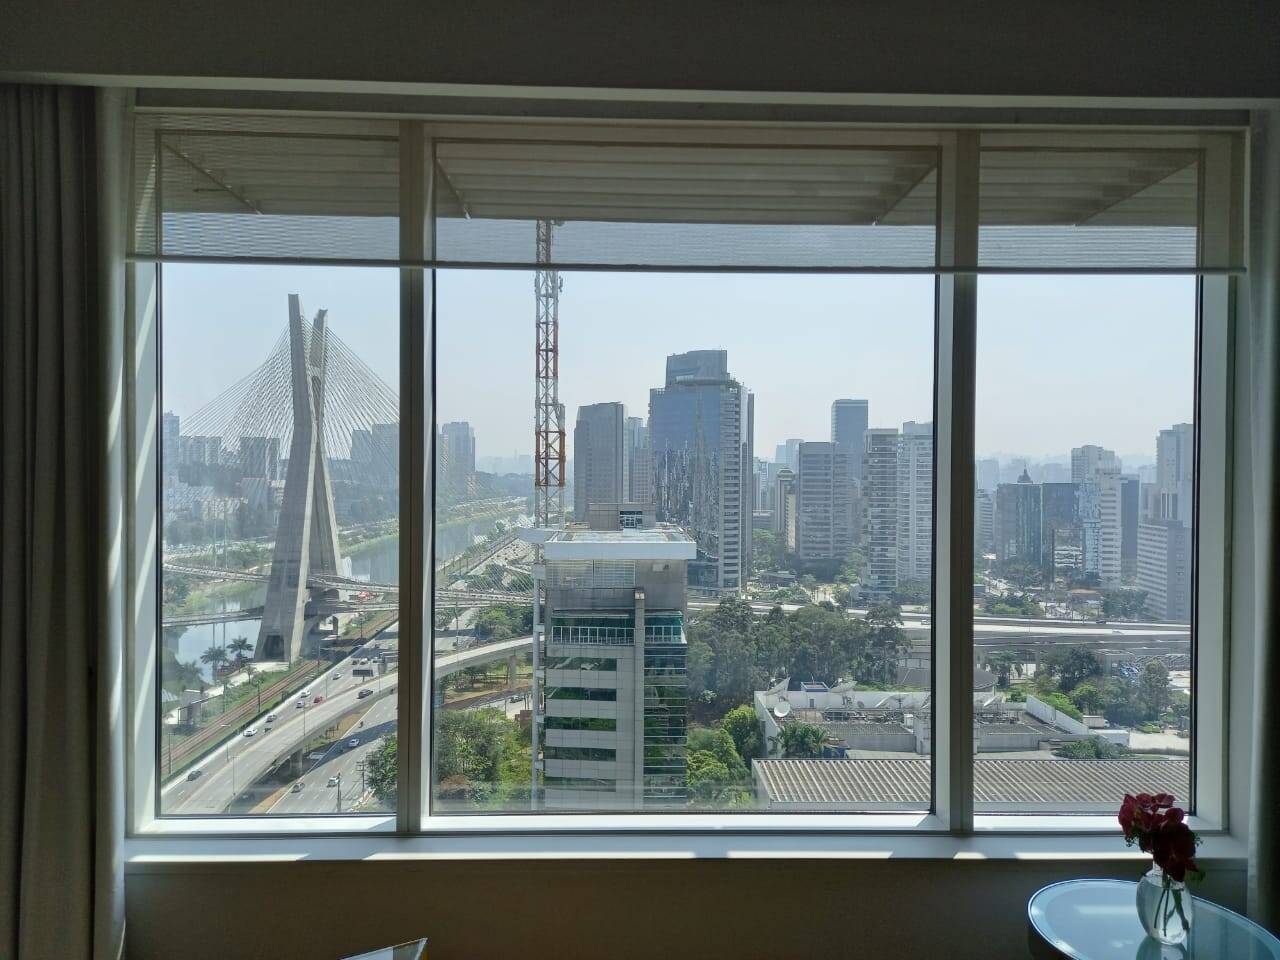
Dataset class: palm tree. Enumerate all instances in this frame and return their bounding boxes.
[227,636,253,667]
[200,645,229,675]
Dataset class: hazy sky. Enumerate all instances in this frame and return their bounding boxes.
[162,265,1196,466]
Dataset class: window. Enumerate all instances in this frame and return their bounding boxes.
[973,276,1195,813]
[126,114,1240,836]
[433,268,934,814]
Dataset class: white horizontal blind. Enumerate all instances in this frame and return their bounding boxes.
[433,140,939,269]
[129,114,1237,272]
[977,147,1201,269]
[129,113,400,261]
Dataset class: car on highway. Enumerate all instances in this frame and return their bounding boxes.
[332,672,342,680]
[327,776,339,787]
[186,768,203,781]
[243,727,258,737]
[295,699,306,709]
[300,688,312,697]
[347,738,360,748]
[313,694,325,704]
[357,688,373,699]
[266,713,278,723]
[291,781,304,793]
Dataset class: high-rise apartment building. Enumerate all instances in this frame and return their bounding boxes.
[794,441,853,563]
[994,469,1042,566]
[624,416,652,505]
[1137,520,1192,621]
[1153,423,1195,524]
[974,488,995,555]
[162,412,180,479]
[975,458,1000,495]
[438,421,474,496]
[1041,481,1081,577]
[531,506,695,810]
[1071,444,1121,484]
[773,467,796,551]
[1074,444,1123,585]
[896,421,933,587]
[1137,423,1195,620]
[830,399,869,482]
[239,435,281,481]
[862,428,900,597]
[573,403,627,521]
[774,438,802,473]
[1120,474,1140,579]
[649,350,753,591]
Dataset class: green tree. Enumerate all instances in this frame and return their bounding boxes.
[474,607,514,641]
[771,721,825,758]
[1102,675,1144,728]
[227,636,253,667]
[860,602,906,687]
[1053,736,1130,759]
[1138,660,1171,722]
[1000,559,1043,590]
[367,735,398,806]
[751,529,788,575]
[1069,679,1108,715]
[721,704,764,761]
[1102,588,1149,621]
[199,645,228,674]
[986,651,1020,689]
[687,751,735,804]
[1058,648,1103,691]
[891,578,930,605]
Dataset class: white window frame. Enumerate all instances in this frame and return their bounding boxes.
[123,110,1246,854]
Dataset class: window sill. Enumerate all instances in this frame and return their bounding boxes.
[125,816,1247,867]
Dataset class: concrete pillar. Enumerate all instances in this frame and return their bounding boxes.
[257,296,344,663]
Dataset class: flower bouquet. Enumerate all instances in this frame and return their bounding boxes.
[1118,793,1203,945]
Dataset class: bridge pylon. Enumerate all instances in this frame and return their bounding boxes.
[257,295,344,662]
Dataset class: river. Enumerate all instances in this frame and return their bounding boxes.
[167,520,494,678]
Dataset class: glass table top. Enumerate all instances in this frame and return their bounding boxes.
[1028,880,1280,960]
[342,939,427,960]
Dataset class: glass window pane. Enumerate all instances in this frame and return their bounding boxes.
[432,269,933,814]
[973,275,1194,814]
[158,264,399,816]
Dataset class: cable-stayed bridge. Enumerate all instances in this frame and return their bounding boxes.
[163,294,534,658]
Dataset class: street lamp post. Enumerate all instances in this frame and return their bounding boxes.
[334,771,342,813]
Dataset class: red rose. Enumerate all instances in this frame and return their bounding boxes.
[1151,816,1199,883]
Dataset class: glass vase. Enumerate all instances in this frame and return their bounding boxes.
[1136,864,1194,945]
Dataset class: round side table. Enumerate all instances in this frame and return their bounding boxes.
[1028,879,1280,959]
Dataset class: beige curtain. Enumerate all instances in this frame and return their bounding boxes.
[1248,108,1280,933]
[0,83,126,960]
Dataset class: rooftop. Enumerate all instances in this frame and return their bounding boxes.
[542,525,696,561]
[754,758,1189,813]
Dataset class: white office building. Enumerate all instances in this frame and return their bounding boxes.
[1074,444,1123,585]
[529,508,696,810]
[896,422,933,585]
[862,428,900,597]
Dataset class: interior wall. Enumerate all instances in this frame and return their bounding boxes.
[4,0,1279,99]
[126,858,1246,960]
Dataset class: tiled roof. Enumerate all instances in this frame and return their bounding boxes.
[754,758,1189,812]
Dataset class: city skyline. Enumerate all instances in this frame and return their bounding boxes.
[161,265,1195,466]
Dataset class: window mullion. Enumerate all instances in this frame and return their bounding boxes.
[398,121,433,833]
[933,132,979,833]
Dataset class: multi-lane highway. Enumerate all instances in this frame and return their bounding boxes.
[268,692,397,814]
[163,645,398,815]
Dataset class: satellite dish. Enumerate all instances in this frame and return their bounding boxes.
[773,700,792,719]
